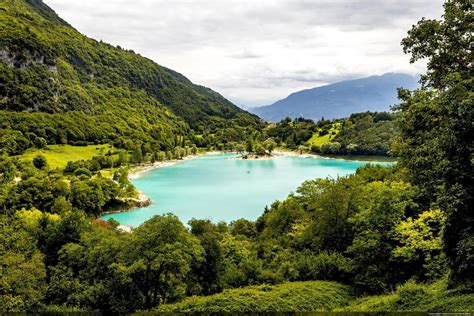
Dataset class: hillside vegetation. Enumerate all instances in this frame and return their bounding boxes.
[0,0,261,156]
[19,144,113,169]
[267,112,396,156]
[159,279,474,313]
[158,281,352,313]
[342,279,474,312]
[0,0,472,313]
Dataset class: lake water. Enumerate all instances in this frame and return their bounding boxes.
[101,153,390,227]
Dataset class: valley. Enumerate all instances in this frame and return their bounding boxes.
[0,0,472,313]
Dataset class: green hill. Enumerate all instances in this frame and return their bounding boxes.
[0,0,260,155]
[158,281,353,313]
[158,279,474,313]
[341,280,474,313]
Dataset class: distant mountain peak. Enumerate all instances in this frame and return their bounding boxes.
[250,73,420,122]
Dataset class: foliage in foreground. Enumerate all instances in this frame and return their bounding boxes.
[341,279,474,312]
[395,0,473,289]
[157,281,352,313]
[158,279,474,313]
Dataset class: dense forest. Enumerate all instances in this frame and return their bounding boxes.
[0,0,473,313]
[267,111,397,156]
[0,0,263,156]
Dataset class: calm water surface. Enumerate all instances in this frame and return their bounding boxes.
[101,153,390,226]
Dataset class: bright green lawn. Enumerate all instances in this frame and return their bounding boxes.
[19,144,113,169]
[307,133,332,146]
[306,123,341,147]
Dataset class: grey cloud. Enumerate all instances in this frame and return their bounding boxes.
[45,0,443,106]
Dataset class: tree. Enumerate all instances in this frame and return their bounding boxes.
[32,155,47,170]
[50,196,73,214]
[70,180,105,215]
[297,145,307,154]
[254,143,266,155]
[0,216,47,312]
[131,146,143,164]
[393,209,447,281]
[34,137,47,149]
[115,214,203,309]
[245,140,253,153]
[230,218,257,239]
[73,167,92,178]
[396,0,473,289]
[263,139,277,154]
[190,145,198,155]
[346,181,416,293]
[187,219,224,296]
[235,144,245,155]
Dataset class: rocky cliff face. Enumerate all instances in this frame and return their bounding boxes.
[0,47,56,71]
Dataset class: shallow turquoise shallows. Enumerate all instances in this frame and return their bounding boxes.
[101,153,390,227]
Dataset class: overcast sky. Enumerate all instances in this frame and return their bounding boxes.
[44,0,444,107]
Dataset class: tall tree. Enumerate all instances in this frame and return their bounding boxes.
[116,214,203,310]
[396,0,473,289]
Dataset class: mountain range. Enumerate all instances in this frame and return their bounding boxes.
[250,73,420,122]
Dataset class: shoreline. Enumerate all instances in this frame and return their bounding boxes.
[128,153,203,180]
[269,150,396,163]
[128,150,395,179]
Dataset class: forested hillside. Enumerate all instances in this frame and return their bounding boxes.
[0,0,261,155]
[0,0,472,313]
[265,112,397,156]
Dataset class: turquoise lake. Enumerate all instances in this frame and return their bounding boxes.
[101,153,390,227]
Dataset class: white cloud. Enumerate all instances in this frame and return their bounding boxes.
[44,0,444,106]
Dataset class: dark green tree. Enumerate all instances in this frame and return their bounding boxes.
[32,155,47,170]
[396,0,473,289]
[115,214,203,310]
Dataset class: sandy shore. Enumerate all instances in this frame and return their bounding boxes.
[273,150,323,159]
[129,156,197,180]
[128,152,215,179]
[233,150,324,160]
[128,150,392,179]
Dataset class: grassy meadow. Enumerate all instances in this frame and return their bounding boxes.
[306,123,341,147]
[19,144,114,169]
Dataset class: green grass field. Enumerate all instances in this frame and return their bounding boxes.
[19,144,113,169]
[306,123,341,147]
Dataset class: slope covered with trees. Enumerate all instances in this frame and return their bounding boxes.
[265,112,397,156]
[0,0,262,156]
[0,0,472,313]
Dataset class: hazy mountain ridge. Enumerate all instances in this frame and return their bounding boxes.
[251,73,420,122]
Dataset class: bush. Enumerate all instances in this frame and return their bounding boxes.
[293,251,350,282]
[32,155,47,169]
[73,168,91,178]
[341,279,474,312]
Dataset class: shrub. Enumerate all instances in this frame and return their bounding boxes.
[32,155,47,169]
[158,281,353,313]
[293,251,350,281]
[73,168,91,178]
